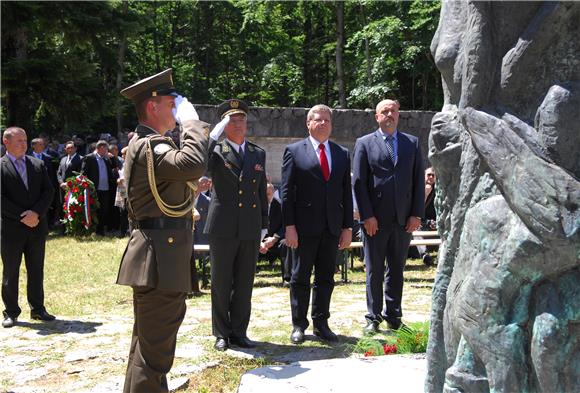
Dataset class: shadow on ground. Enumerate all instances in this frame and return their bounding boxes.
[15,319,103,335]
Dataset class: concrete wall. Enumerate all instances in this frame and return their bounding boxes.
[196,105,436,183]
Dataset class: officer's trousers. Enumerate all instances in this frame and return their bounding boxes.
[123,286,186,393]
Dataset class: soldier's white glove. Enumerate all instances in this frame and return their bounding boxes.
[173,95,199,124]
[209,115,230,141]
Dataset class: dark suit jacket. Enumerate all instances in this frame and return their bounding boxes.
[194,192,210,245]
[57,154,83,184]
[280,138,353,237]
[204,139,268,240]
[267,197,284,239]
[1,155,55,234]
[81,152,115,190]
[352,129,424,227]
[28,152,58,188]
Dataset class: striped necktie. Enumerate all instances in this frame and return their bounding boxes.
[15,158,28,189]
[385,135,396,165]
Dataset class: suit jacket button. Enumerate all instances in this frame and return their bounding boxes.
[252,179,256,183]
[167,237,174,244]
[239,190,243,194]
[239,203,243,207]
[252,204,256,208]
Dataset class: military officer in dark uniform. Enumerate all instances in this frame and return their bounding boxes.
[116,69,208,393]
[204,99,268,351]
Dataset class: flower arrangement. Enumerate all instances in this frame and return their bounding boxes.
[62,174,99,236]
[352,321,429,357]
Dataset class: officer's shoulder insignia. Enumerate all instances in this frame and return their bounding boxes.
[221,142,230,154]
[247,141,264,152]
[153,142,173,155]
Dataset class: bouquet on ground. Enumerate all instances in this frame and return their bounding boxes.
[62,174,99,235]
[352,321,429,357]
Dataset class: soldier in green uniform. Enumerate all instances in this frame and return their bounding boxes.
[204,99,268,351]
[117,69,208,393]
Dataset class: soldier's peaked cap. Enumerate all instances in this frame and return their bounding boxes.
[217,99,249,119]
[120,69,178,104]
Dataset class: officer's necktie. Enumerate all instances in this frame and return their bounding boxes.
[238,146,244,161]
[15,158,28,189]
[385,135,396,165]
[318,143,330,181]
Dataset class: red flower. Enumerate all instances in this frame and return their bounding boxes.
[78,195,85,203]
[81,182,88,188]
[72,187,79,193]
[89,197,95,203]
[364,350,375,357]
[66,181,73,187]
[383,344,397,355]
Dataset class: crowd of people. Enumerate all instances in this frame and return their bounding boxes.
[1,68,438,393]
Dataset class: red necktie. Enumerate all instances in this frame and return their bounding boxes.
[319,143,330,182]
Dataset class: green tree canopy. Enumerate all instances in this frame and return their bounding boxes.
[1,0,441,139]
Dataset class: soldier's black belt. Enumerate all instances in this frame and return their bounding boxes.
[137,217,193,230]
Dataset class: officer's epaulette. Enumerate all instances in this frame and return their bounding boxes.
[245,140,264,153]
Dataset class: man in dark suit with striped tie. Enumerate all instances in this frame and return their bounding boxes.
[1,127,55,328]
[352,99,424,334]
[280,104,353,344]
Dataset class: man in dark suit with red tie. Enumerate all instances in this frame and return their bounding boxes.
[1,127,55,328]
[352,99,424,334]
[281,104,353,344]
[57,141,83,187]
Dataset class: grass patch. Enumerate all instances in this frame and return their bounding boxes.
[185,357,278,393]
[4,234,436,393]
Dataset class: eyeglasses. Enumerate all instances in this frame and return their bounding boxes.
[426,174,435,177]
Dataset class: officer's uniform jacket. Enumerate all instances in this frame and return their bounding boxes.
[116,119,209,292]
[204,138,268,240]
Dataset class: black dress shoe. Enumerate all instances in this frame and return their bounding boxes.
[386,318,408,331]
[364,320,380,335]
[313,324,338,342]
[290,327,305,344]
[30,310,55,321]
[422,253,434,266]
[214,337,229,351]
[2,316,17,328]
[229,336,256,348]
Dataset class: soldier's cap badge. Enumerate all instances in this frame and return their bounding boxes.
[217,98,249,119]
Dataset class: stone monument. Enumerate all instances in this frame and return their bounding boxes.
[425,1,579,392]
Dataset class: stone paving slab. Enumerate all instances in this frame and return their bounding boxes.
[238,354,426,393]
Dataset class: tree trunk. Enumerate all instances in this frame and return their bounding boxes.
[152,1,161,71]
[335,1,346,108]
[6,26,30,129]
[360,2,372,108]
[115,1,129,135]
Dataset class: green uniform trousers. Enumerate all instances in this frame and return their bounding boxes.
[123,286,186,393]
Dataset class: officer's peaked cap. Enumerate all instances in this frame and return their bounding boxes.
[120,69,178,104]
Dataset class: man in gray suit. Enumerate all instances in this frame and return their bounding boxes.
[352,99,424,334]
[204,99,268,351]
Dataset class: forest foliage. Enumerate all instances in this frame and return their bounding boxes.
[1,0,441,137]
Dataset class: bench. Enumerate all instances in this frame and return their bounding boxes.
[193,230,442,286]
[340,231,441,283]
